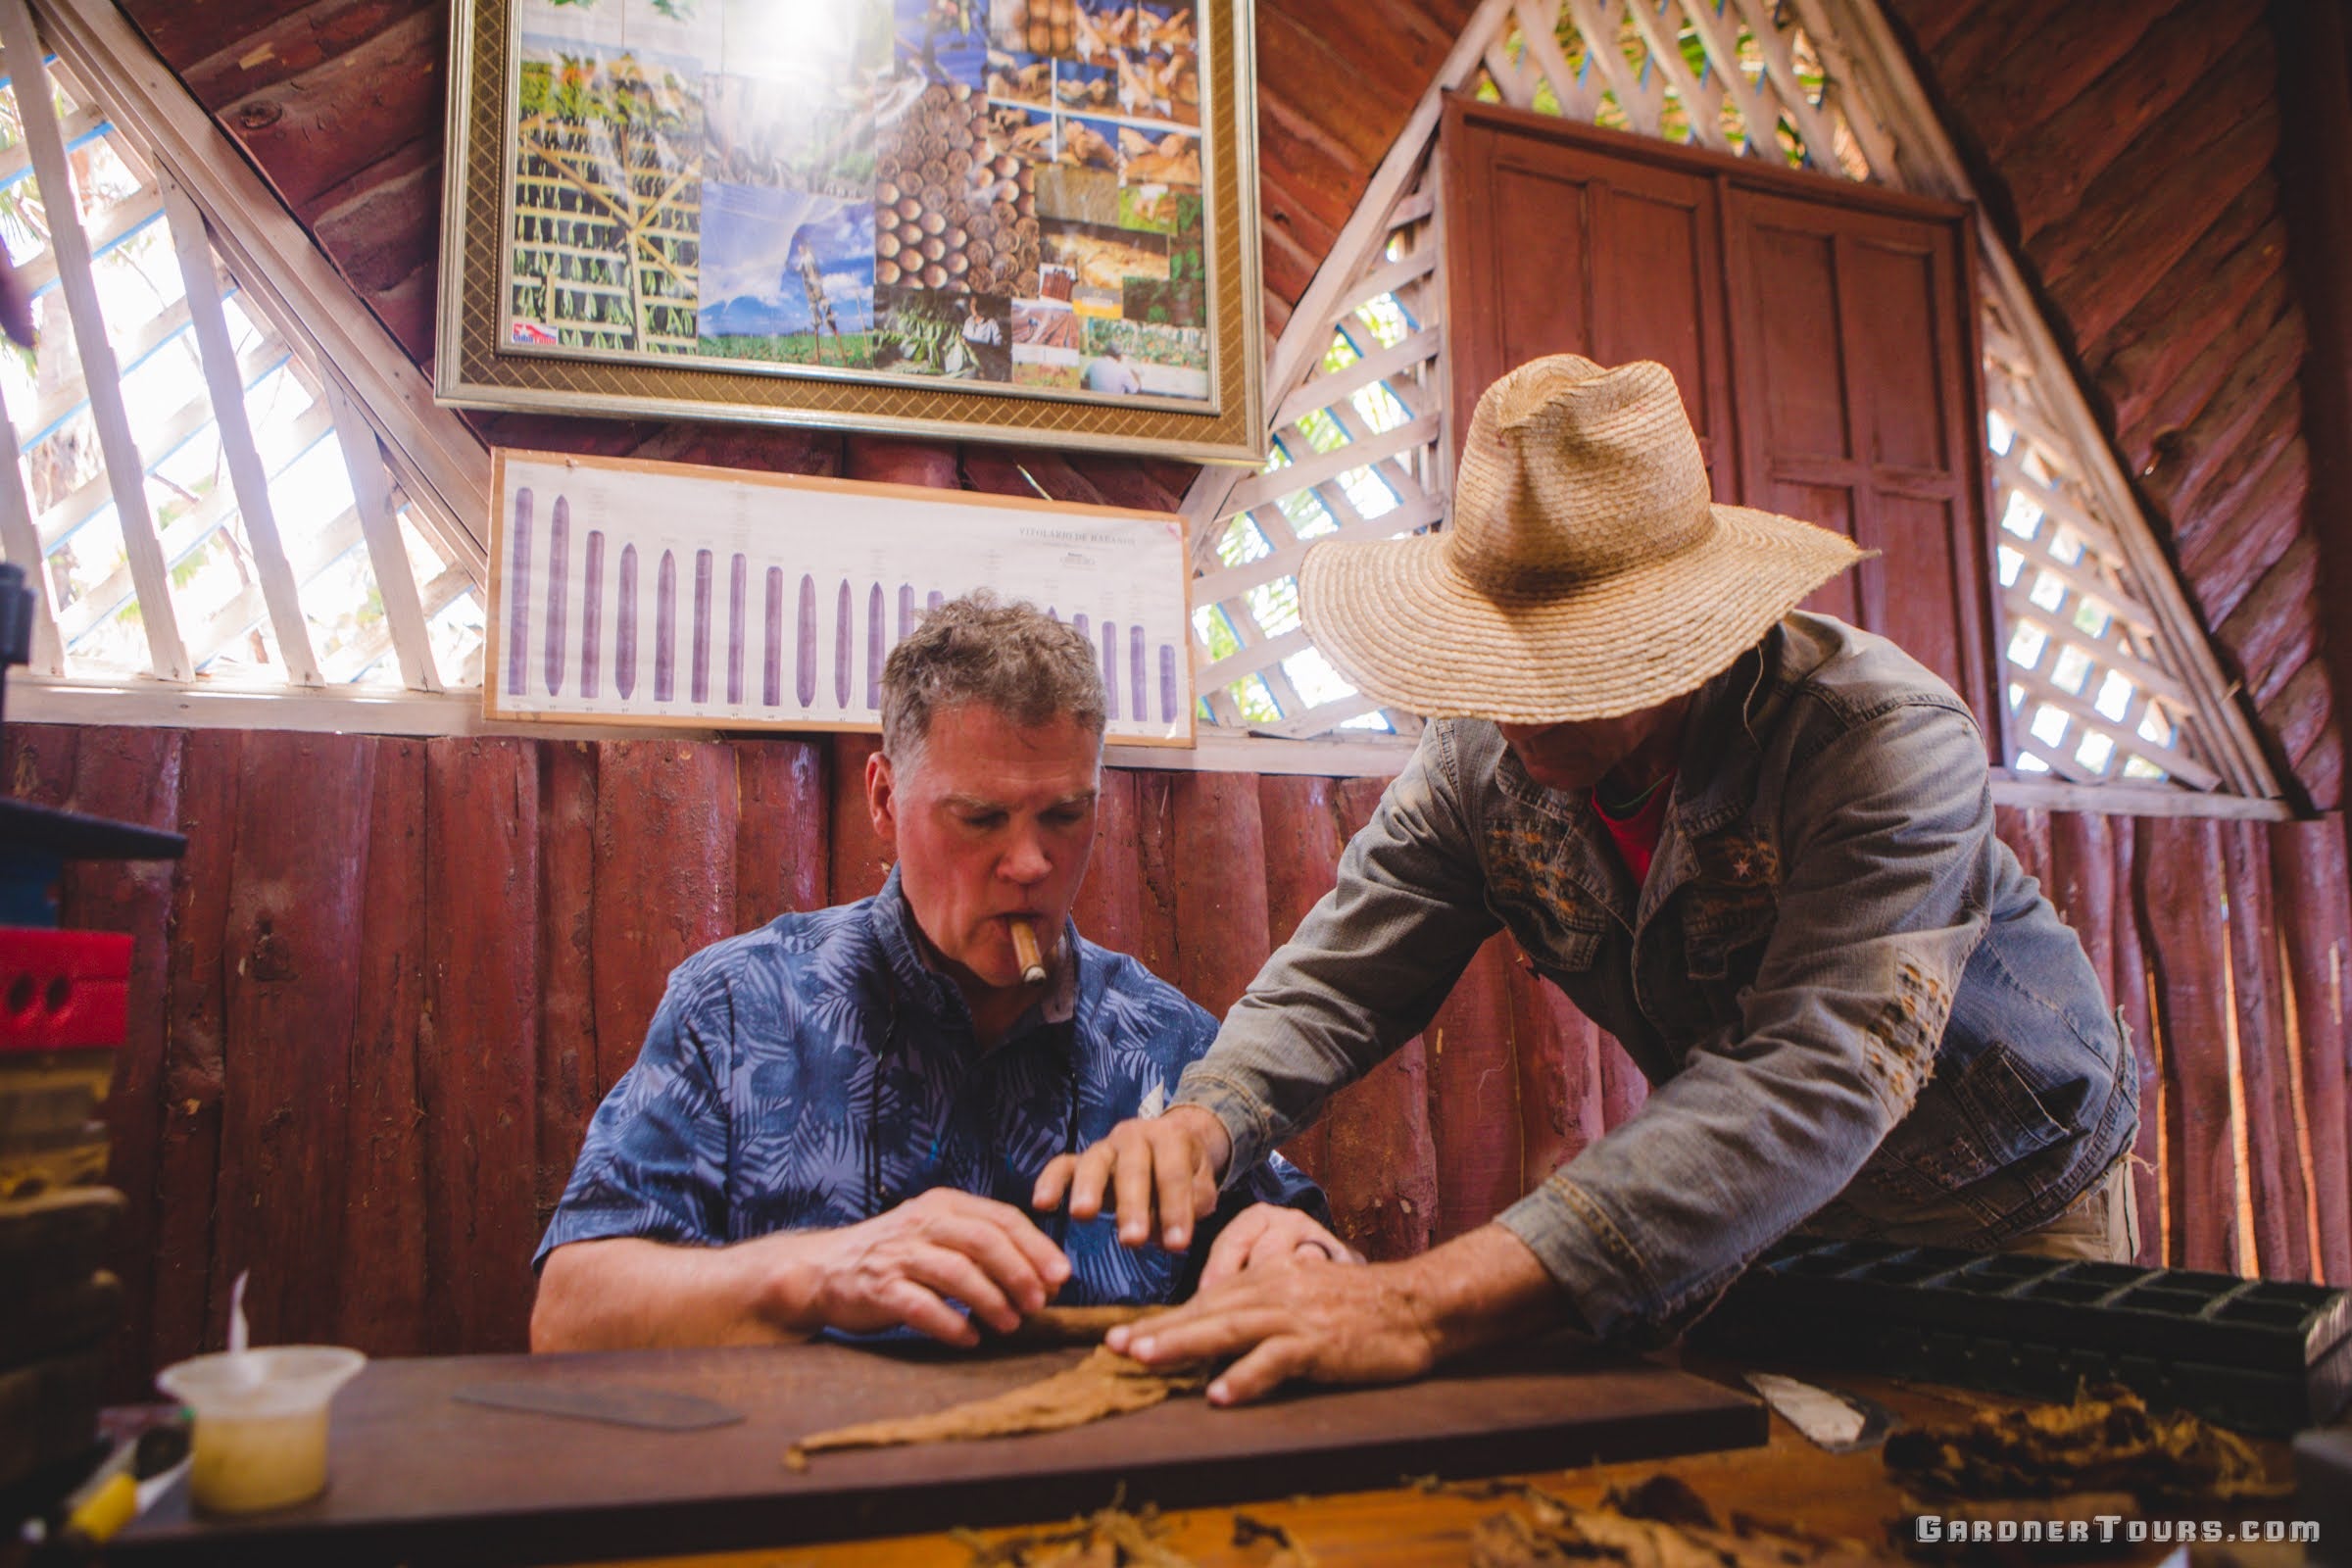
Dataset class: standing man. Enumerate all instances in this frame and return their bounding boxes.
[533,595,1342,1352]
[1037,356,2138,1404]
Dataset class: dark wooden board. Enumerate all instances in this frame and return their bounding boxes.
[114,1340,1761,1566]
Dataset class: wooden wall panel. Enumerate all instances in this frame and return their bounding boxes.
[340,736,428,1358]
[213,732,372,1348]
[25,723,2352,1390]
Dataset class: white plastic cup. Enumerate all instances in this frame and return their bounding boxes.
[155,1347,368,1515]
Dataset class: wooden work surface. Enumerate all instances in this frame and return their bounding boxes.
[112,1337,1763,1566]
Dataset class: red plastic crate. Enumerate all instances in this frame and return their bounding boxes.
[0,928,131,1053]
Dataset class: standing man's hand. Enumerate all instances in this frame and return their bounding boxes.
[1031,1103,1233,1250]
[1106,1223,1567,1405]
[792,1187,1071,1346]
[1200,1202,1361,1289]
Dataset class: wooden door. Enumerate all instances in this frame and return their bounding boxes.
[1440,99,2002,755]
[1443,105,1738,499]
[1724,191,1997,726]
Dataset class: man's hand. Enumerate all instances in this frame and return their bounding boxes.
[1031,1103,1233,1250]
[1200,1202,1361,1289]
[1106,1258,1439,1405]
[1106,1224,1567,1405]
[795,1188,1071,1347]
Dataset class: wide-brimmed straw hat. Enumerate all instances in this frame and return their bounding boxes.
[1299,355,1865,723]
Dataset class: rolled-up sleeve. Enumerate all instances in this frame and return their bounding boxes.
[1176,727,1499,1179]
[1495,698,1994,1337]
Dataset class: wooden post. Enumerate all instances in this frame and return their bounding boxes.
[1072,768,1144,959]
[2110,817,2163,1264]
[2271,812,2352,1283]
[2224,822,2311,1278]
[535,741,601,1246]
[733,739,828,927]
[1425,934,1524,1245]
[340,737,428,1357]
[825,734,893,906]
[1255,774,1349,1180]
[2134,817,2240,1271]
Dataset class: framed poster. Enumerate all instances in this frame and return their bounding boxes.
[486,449,1198,745]
[438,1,1265,464]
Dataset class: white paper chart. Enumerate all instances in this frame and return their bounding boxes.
[486,451,1195,745]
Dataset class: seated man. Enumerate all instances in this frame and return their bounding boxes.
[1040,356,2140,1404]
[533,594,1343,1351]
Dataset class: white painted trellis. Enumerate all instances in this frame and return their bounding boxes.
[0,0,491,699]
[1187,0,2279,808]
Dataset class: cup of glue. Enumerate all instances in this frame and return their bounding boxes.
[154,1272,367,1515]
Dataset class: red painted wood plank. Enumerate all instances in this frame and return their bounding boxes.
[116,0,321,72]
[175,0,433,108]
[55,727,183,1398]
[957,447,1109,509]
[2218,536,2323,693]
[1168,772,1273,1021]
[2301,715,2346,813]
[2092,193,2283,430]
[339,736,427,1358]
[146,730,238,1370]
[1596,1033,1648,1132]
[593,742,741,1095]
[1949,0,2181,166]
[2,720,77,807]
[1060,455,1187,514]
[629,423,846,478]
[1256,774,1352,1179]
[218,7,441,219]
[1994,805,2052,891]
[1318,775,1438,1260]
[536,741,600,1241]
[734,739,828,930]
[2006,9,2268,245]
[422,738,541,1354]
[1072,767,1144,957]
[2109,815,2162,1265]
[2223,822,2310,1279]
[2047,813,2118,1011]
[1424,934,1525,1245]
[842,436,959,489]
[826,734,893,906]
[1130,771,1184,985]
[2133,816,2238,1272]
[2261,658,2334,772]
[2115,271,2293,480]
[1510,959,1604,1182]
[2271,813,2352,1284]
[2145,313,2308,550]
[213,732,372,1348]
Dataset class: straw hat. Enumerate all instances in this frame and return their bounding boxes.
[1299,356,1865,723]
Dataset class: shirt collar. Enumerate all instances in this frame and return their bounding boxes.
[865,865,1081,1051]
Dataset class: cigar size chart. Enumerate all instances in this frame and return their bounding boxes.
[485,450,1196,745]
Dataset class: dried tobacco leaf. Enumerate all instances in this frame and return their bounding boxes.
[787,1347,1206,1468]
[1882,1385,2288,1505]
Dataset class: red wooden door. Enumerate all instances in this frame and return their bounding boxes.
[1442,104,1738,499]
[1440,99,2002,755]
[1723,190,1998,727]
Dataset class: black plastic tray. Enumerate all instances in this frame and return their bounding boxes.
[1695,1238,2352,1435]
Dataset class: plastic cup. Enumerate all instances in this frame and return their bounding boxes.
[155,1347,368,1515]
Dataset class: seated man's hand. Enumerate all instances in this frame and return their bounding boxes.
[1106,1258,1437,1405]
[802,1188,1070,1347]
[1200,1202,1361,1290]
[1031,1103,1233,1251]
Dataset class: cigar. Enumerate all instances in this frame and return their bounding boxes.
[1009,916,1047,985]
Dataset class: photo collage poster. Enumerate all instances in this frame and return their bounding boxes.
[505,0,1213,404]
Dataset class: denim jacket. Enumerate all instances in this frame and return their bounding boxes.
[1177,613,2138,1339]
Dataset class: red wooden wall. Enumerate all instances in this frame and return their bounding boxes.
[12,722,2349,1399]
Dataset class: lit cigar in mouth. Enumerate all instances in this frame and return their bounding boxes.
[1009,916,1047,986]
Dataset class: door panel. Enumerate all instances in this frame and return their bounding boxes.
[1744,225,1851,463]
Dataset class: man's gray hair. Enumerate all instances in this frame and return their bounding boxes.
[881,592,1106,769]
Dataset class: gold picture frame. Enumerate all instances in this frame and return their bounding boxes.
[436,0,1264,464]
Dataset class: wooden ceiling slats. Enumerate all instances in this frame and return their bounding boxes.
[2000,2,2265,244]
[210,5,441,219]
[1950,0,2180,167]
[175,0,427,108]
[2037,104,2282,352]
[2175,388,2308,578]
[2112,270,2293,477]
[1914,0,2050,99]
[2137,307,2306,531]
[2217,535,2322,695]
[2093,204,2286,436]
[2266,659,2335,770]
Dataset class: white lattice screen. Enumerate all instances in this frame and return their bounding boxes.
[1184,0,2276,803]
[0,0,485,694]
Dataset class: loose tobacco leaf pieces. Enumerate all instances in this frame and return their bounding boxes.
[1882,1385,2289,1505]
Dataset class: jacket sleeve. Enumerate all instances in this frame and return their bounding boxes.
[1174,726,1500,1179]
[1494,697,1994,1337]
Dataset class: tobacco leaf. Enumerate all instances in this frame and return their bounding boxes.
[1882,1385,2288,1505]
[787,1346,1207,1468]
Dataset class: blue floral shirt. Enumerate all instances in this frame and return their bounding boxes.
[537,867,1326,1306]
